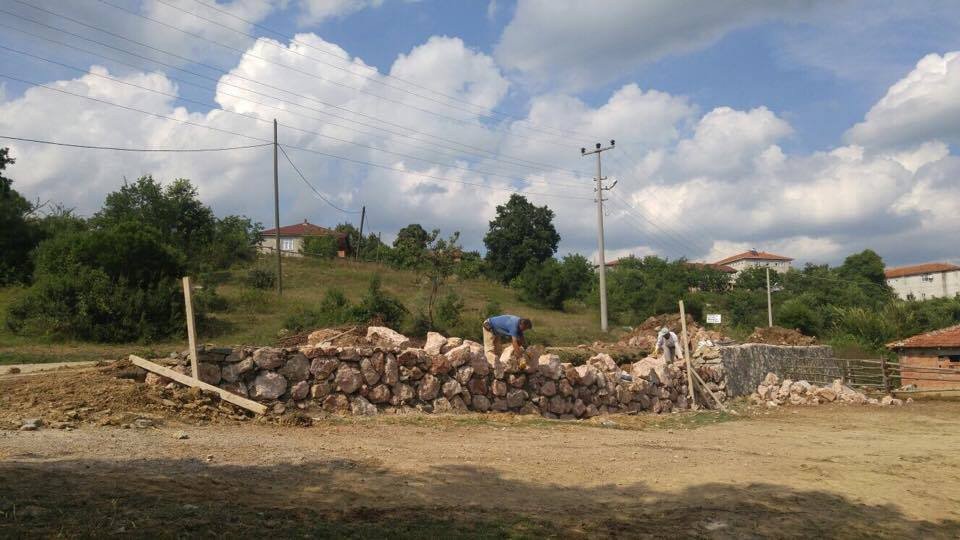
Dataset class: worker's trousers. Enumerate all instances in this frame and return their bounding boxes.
[482,326,501,365]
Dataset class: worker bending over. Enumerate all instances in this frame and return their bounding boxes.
[483,314,532,365]
[653,326,684,363]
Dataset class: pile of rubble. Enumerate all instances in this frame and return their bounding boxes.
[620,314,728,353]
[750,373,907,407]
[146,327,712,418]
[746,326,817,346]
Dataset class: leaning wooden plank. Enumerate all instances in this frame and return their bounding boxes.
[130,355,267,415]
[689,364,728,412]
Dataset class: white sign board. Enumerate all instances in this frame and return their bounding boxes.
[706,313,722,324]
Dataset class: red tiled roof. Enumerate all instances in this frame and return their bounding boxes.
[887,324,960,349]
[714,250,793,266]
[686,262,737,274]
[884,262,960,279]
[262,221,342,237]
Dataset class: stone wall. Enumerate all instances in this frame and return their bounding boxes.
[709,344,835,397]
[146,327,721,418]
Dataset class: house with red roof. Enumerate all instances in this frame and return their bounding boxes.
[258,220,349,258]
[713,249,793,278]
[887,324,960,390]
[884,262,960,300]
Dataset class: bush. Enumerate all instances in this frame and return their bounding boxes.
[777,297,823,336]
[281,288,354,334]
[302,235,339,259]
[354,275,407,328]
[435,291,464,330]
[6,222,188,342]
[516,255,594,310]
[244,267,276,290]
[482,300,502,320]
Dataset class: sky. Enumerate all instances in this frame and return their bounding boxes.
[1,0,959,268]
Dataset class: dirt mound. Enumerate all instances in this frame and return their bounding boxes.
[277,325,367,348]
[0,361,255,430]
[747,326,817,346]
[620,314,727,352]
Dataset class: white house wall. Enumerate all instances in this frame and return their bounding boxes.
[887,270,960,300]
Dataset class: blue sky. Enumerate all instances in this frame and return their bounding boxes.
[1,0,959,266]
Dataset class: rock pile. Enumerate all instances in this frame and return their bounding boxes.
[148,327,708,418]
[750,373,907,407]
[620,314,727,353]
[746,326,817,346]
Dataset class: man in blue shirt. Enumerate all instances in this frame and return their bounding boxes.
[482,314,533,365]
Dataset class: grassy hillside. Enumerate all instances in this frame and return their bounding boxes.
[0,256,620,365]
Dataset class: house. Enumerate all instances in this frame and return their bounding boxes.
[258,220,350,258]
[884,262,960,300]
[714,250,793,278]
[887,324,960,390]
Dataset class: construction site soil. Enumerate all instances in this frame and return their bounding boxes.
[2,364,959,538]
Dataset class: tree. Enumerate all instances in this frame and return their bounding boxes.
[839,249,888,288]
[302,235,339,258]
[391,223,434,268]
[484,194,560,283]
[418,232,462,328]
[735,266,782,291]
[0,148,42,284]
[515,254,595,310]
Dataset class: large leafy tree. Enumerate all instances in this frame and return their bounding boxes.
[391,223,434,268]
[0,148,42,284]
[483,194,560,283]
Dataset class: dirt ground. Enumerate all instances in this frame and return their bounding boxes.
[1,367,959,538]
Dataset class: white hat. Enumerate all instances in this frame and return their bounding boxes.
[658,327,670,337]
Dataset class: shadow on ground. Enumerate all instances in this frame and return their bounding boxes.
[0,457,956,539]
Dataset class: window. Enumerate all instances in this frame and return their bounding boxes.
[281,238,294,252]
[922,274,935,282]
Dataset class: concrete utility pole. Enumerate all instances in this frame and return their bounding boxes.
[766,266,773,327]
[356,205,366,261]
[273,119,282,296]
[582,140,617,332]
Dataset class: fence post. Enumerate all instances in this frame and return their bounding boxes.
[842,358,851,385]
[880,356,891,394]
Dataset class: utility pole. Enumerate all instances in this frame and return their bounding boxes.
[582,140,617,332]
[273,119,282,296]
[356,205,366,261]
[766,266,773,327]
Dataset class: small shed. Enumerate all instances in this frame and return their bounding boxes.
[887,324,960,390]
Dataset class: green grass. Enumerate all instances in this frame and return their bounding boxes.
[0,256,619,365]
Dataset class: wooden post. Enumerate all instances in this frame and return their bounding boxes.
[678,300,696,408]
[130,356,266,415]
[182,276,199,380]
[842,358,851,385]
[880,355,891,394]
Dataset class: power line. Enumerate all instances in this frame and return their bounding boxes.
[2,45,593,193]
[277,143,361,214]
[609,195,699,259]
[0,135,270,152]
[0,73,593,203]
[0,9,586,178]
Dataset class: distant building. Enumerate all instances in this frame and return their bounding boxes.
[259,220,349,258]
[713,250,793,278]
[884,262,960,300]
[887,324,960,390]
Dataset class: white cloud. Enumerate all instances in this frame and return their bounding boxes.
[495,0,825,90]
[845,51,960,149]
[297,0,384,25]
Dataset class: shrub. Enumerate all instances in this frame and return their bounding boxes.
[354,275,407,328]
[281,288,355,334]
[244,267,276,290]
[6,222,188,342]
[482,300,502,320]
[435,291,464,330]
[777,297,823,336]
[516,255,593,310]
[302,235,339,259]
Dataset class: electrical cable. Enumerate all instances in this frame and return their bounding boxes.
[0,135,269,152]
[277,143,361,214]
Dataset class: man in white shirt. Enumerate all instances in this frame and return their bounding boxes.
[653,326,683,363]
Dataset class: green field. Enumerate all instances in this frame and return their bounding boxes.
[0,256,620,365]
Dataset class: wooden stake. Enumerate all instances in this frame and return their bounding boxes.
[130,355,267,415]
[182,276,199,380]
[678,300,696,408]
[689,363,728,412]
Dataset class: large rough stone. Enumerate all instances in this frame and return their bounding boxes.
[350,396,378,416]
[588,353,617,373]
[467,376,488,396]
[497,346,521,374]
[472,394,491,412]
[221,357,255,383]
[398,348,425,367]
[548,395,567,414]
[393,383,415,405]
[310,358,340,380]
[572,399,587,418]
[311,382,334,399]
[508,373,527,388]
[442,337,464,354]
[445,344,474,368]
[630,357,669,385]
[424,332,448,355]
[419,374,441,401]
[195,363,221,385]
[279,353,310,383]
[383,354,399,385]
[290,380,310,401]
[366,326,411,349]
[442,379,463,399]
[252,347,284,370]
[506,389,527,408]
[559,379,574,397]
[429,355,452,376]
[491,379,508,397]
[335,365,363,394]
[470,353,490,377]
[762,372,780,387]
[433,397,453,414]
[250,371,287,400]
[369,384,392,404]
[540,380,557,397]
[455,365,474,385]
[574,365,596,387]
[537,354,562,380]
[145,372,171,387]
[322,394,350,412]
[491,398,509,412]
[360,357,381,386]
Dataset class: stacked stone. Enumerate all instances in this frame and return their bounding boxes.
[148,327,700,417]
[750,372,906,407]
